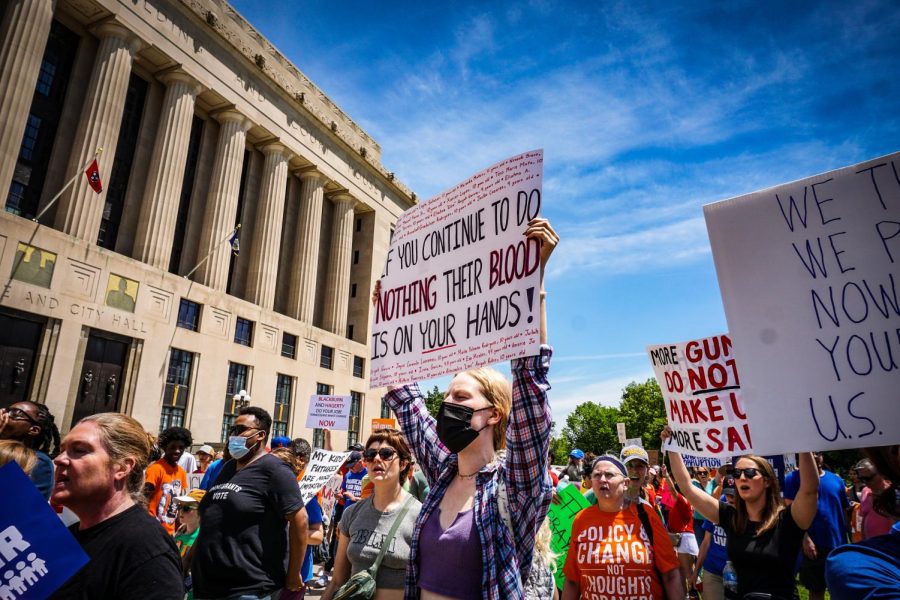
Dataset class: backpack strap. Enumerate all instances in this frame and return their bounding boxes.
[635,501,665,585]
[369,495,415,573]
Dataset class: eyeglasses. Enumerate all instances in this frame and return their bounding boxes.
[2,407,39,425]
[228,424,259,436]
[591,471,623,481]
[733,468,764,480]
[363,448,398,461]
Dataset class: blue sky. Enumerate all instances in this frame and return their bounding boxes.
[232,0,900,426]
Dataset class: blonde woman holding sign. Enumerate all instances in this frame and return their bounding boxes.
[377,218,559,599]
[661,427,818,600]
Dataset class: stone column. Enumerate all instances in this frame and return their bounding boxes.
[54,21,143,241]
[0,0,56,199]
[132,70,202,269]
[322,193,356,335]
[287,170,326,323]
[246,142,290,309]
[195,109,251,291]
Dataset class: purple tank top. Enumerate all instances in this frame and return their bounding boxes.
[418,507,483,598]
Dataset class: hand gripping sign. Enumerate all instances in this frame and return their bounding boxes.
[370,150,544,387]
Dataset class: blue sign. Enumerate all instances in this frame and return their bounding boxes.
[0,462,88,599]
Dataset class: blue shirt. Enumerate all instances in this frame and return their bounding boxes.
[702,519,729,576]
[31,451,54,500]
[826,521,899,599]
[199,459,225,491]
[783,469,848,549]
[341,470,367,506]
[301,496,323,582]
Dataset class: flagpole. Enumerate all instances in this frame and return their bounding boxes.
[33,147,102,224]
[183,224,241,280]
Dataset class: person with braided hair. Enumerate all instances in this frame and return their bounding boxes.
[0,400,60,499]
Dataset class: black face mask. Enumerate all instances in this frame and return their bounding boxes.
[436,402,493,454]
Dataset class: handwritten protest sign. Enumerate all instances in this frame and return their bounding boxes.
[298,449,350,505]
[0,463,89,597]
[370,151,544,387]
[705,153,900,453]
[649,333,752,458]
[548,482,591,589]
[305,395,351,430]
[319,473,343,520]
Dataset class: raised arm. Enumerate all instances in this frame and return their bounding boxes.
[383,384,448,485]
[524,218,558,346]
[661,427,720,524]
[788,452,819,530]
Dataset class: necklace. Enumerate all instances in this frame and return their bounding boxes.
[458,468,481,479]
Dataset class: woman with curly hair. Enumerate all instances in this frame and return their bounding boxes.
[0,400,60,498]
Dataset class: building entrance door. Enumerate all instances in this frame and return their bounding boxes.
[71,331,130,427]
[0,311,45,408]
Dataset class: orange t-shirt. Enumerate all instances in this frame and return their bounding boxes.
[564,503,678,600]
[145,459,187,535]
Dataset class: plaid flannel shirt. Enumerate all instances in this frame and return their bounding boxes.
[384,345,553,599]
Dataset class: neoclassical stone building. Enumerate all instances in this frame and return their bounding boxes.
[0,0,414,447]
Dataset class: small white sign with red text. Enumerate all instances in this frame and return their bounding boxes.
[305,395,351,430]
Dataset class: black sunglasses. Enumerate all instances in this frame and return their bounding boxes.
[733,467,765,480]
[228,424,259,436]
[3,407,39,426]
[179,505,197,512]
[363,448,398,461]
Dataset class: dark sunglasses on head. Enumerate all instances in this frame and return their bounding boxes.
[228,424,259,436]
[3,407,39,425]
[363,447,398,461]
[733,467,765,480]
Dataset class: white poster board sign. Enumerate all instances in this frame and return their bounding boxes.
[187,473,203,491]
[704,153,900,453]
[298,449,350,505]
[370,150,544,387]
[616,423,627,444]
[305,395,351,430]
[319,473,343,520]
[648,333,753,458]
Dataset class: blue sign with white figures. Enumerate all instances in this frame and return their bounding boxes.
[0,463,88,599]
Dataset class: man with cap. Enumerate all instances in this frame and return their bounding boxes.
[693,476,736,600]
[194,445,215,473]
[621,443,658,507]
[340,451,367,507]
[564,448,584,482]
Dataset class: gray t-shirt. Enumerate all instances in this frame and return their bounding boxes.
[338,494,422,589]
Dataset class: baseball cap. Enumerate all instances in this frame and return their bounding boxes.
[346,450,363,467]
[620,444,649,465]
[271,436,291,449]
[569,449,585,460]
[175,489,206,505]
[723,475,736,495]
[196,444,215,456]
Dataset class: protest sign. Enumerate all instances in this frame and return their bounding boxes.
[0,463,89,598]
[682,455,725,468]
[319,473,343,520]
[305,395,351,430]
[298,449,350,505]
[616,423,626,444]
[371,418,396,431]
[547,482,591,589]
[704,153,900,453]
[649,333,752,458]
[187,472,203,491]
[370,150,544,387]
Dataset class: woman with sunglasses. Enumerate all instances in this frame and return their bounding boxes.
[0,401,60,499]
[662,427,818,600]
[322,429,421,600]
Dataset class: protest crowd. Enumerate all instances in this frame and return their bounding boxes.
[0,212,894,600]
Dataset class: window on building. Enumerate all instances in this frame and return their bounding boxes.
[273,374,293,438]
[320,345,333,369]
[235,317,253,346]
[353,356,365,378]
[347,325,354,340]
[353,250,359,265]
[313,382,333,447]
[176,299,201,331]
[380,399,392,419]
[168,116,204,274]
[160,348,193,431]
[5,20,79,219]
[348,391,363,448]
[350,283,357,298]
[356,218,362,232]
[97,73,148,250]
[282,332,297,359]
[222,362,249,441]
[226,150,251,295]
